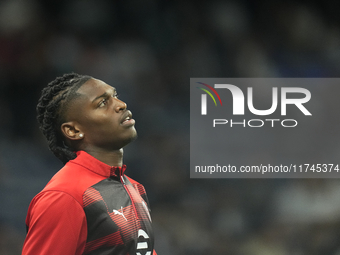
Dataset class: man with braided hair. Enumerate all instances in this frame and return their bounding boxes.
[22,73,156,255]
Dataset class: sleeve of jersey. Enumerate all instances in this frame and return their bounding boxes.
[22,191,87,255]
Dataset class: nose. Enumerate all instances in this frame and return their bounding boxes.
[114,98,127,112]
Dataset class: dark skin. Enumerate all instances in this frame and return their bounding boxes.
[61,78,137,167]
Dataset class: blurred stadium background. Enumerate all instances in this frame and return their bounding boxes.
[1,0,340,254]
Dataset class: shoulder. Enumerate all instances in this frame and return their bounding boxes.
[40,163,83,203]
[41,161,106,205]
[30,190,82,211]
[26,190,85,227]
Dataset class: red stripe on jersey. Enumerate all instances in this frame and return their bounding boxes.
[83,187,103,207]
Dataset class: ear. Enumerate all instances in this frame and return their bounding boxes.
[61,122,84,141]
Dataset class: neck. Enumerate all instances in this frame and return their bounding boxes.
[83,148,124,167]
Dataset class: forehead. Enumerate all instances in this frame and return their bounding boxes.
[76,78,115,99]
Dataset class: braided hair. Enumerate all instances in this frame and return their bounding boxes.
[37,73,92,164]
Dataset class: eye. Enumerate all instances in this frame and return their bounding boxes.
[113,92,119,98]
[98,98,107,107]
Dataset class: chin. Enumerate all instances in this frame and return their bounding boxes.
[131,132,138,142]
[127,130,138,143]
[118,131,138,149]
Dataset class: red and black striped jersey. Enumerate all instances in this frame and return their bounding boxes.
[22,151,156,255]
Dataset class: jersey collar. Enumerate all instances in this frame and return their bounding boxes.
[68,150,126,178]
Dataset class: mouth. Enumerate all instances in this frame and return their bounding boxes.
[121,110,135,126]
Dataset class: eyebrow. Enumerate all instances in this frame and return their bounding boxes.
[92,87,116,103]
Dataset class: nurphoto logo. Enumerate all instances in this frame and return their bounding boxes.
[197,82,312,128]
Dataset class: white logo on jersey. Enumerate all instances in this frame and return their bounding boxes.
[113,206,127,221]
[136,229,151,255]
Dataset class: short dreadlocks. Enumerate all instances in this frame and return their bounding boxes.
[36,73,92,164]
